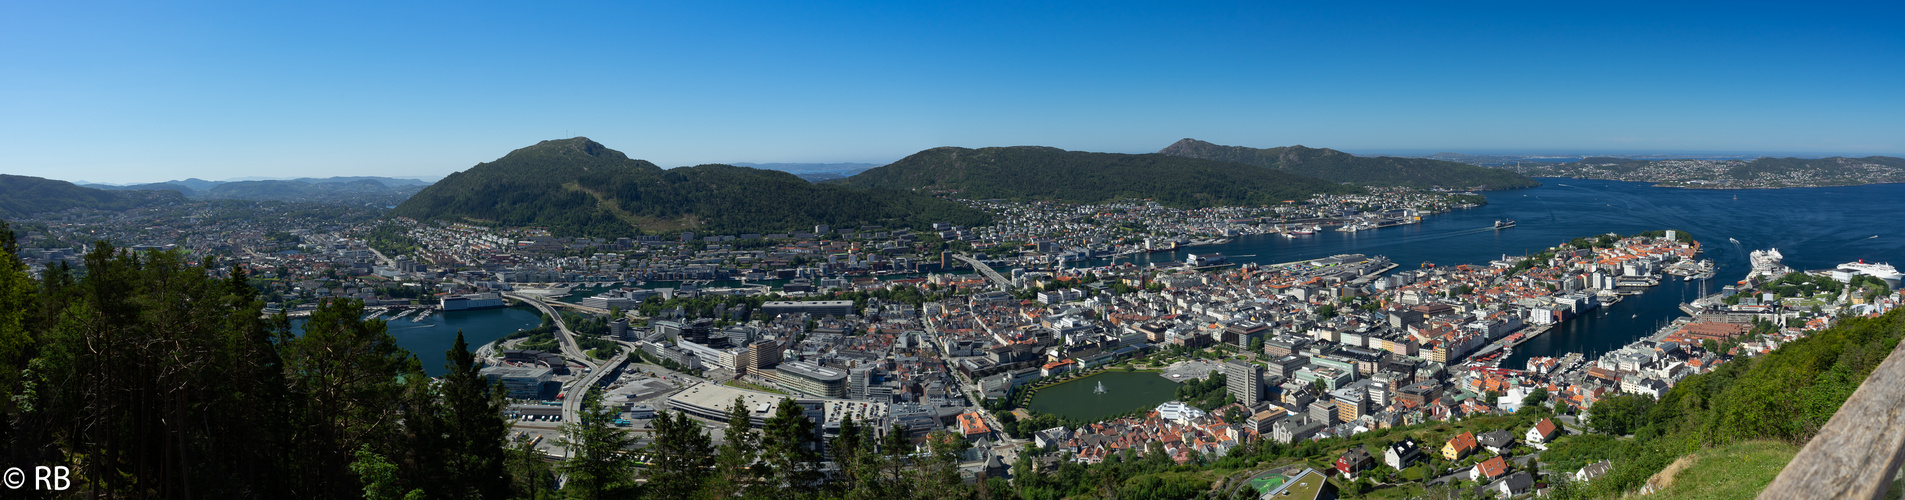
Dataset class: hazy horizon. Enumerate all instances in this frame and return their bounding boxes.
[55,142,1889,187]
[5,2,1901,184]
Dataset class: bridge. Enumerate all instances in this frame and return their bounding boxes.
[1760,337,1905,499]
[952,253,1013,288]
[504,291,640,424]
[502,292,597,369]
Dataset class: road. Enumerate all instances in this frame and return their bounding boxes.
[366,245,397,269]
[953,254,1013,288]
[560,352,629,424]
[924,316,1026,450]
[502,291,629,424]
[503,292,596,366]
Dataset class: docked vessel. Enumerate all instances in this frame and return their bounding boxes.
[1833,260,1902,288]
[1493,219,1516,230]
[1748,248,1790,279]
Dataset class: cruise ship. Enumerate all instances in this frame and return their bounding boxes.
[1833,260,1902,288]
[1748,248,1791,281]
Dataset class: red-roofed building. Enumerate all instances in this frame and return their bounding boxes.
[1442,431,1478,461]
[958,412,992,439]
[1470,455,1509,482]
[1527,418,1560,444]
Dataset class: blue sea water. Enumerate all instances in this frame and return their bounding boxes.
[1098,178,1905,366]
[293,305,544,376]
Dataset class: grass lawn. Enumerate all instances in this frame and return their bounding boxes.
[1648,440,1800,500]
[1399,464,1426,481]
[1364,483,1427,499]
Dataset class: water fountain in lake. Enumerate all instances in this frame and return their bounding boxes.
[1094,381,1107,394]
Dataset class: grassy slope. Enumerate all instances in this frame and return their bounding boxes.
[1649,440,1799,500]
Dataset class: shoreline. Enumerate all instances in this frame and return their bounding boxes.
[1532,176,1905,191]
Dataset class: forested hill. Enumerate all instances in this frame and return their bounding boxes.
[0,174,187,217]
[840,146,1363,207]
[1158,138,1541,190]
[389,138,989,237]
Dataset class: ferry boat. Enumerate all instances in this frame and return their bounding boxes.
[1289,225,1317,235]
[1834,260,1903,288]
[1494,219,1516,230]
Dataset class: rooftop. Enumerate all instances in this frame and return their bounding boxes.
[779,360,848,381]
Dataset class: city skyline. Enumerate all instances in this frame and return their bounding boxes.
[5,1,1902,183]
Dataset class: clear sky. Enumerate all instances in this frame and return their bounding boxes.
[4,1,1901,183]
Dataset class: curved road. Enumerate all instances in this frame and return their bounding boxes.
[503,291,627,424]
[503,292,596,367]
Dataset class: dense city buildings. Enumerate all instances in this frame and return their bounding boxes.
[7,187,1900,498]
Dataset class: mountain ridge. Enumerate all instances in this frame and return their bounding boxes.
[840,145,1362,207]
[1158,138,1541,190]
[390,137,989,237]
[0,175,188,218]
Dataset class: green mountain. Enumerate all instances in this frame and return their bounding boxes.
[0,174,188,218]
[1157,138,1541,190]
[840,146,1362,207]
[389,137,989,236]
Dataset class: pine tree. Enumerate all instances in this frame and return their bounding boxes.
[441,330,510,497]
[827,415,868,496]
[706,396,761,499]
[761,398,821,496]
[879,424,915,500]
[559,390,640,499]
[649,410,715,498]
[915,431,971,500]
[281,297,421,497]
[506,433,557,499]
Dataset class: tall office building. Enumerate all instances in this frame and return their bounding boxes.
[1227,359,1263,407]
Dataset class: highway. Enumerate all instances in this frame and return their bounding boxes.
[560,352,629,424]
[503,291,642,424]
[502,292,596,366]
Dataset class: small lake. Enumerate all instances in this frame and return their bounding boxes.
[1025,370,1183,422]
[291,305,545,376]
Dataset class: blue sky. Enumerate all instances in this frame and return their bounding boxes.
[3,1,1901,183]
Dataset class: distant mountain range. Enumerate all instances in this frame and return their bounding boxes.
[390,138,989,237]
[85,176,434,189]
[839,145,1363,207]
[83,176,432,205]
[730,163,883,183]
[1157,139,1541,190]
[0,175,187,218]
[1497,155,1905,189]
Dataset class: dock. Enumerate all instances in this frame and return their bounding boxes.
[1505,324,1554,348]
